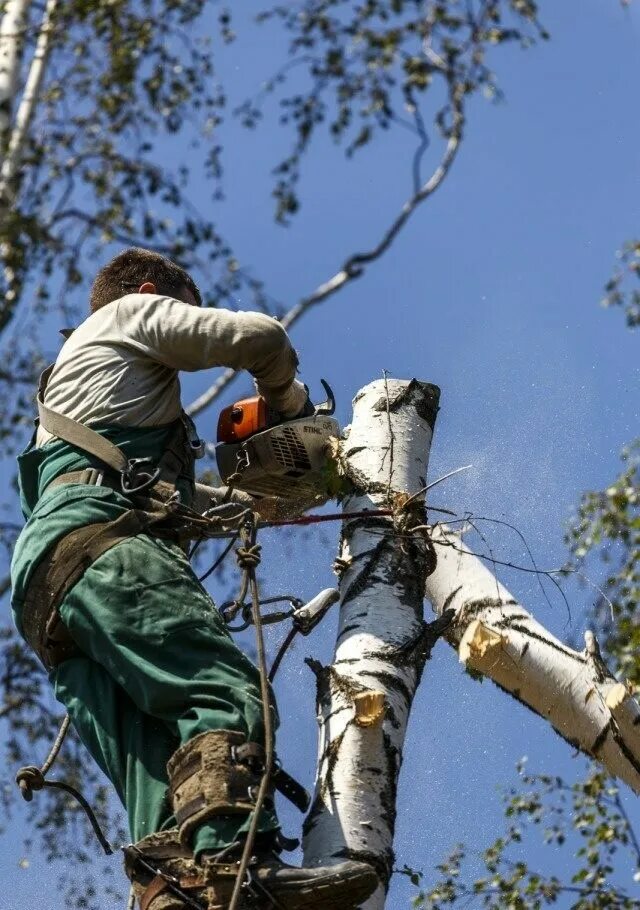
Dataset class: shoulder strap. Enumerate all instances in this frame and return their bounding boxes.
[37,365,128,474]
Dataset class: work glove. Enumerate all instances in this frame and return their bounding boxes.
[256,377,308,419]
[294,384,315,418]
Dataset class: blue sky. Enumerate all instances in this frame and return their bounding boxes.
[2,1,640,907]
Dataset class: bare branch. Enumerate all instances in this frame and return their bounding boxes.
[186,86,465,417]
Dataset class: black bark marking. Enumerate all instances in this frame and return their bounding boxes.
[344,446,367,458]
[493,612,535,626]
[503,623,586,664]
[591,721,611,758]
[302,725,354,837]
[323,705,351,724]
[341,537,391,608]
[460,596,518,617]
[376,611,455,672]
[442,585,463,612]
[361,669,412,709]
[609,722,640,776]
[372,379,440,429]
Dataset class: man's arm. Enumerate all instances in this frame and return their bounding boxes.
[116,295,308,417]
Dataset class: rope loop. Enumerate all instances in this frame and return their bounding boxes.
[16,765,45,801]
[235,543,262,571]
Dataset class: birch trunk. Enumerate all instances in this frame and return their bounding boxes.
[302,378,442,909]
[0,0,55,324]
[0,0,56,204]
[425,526,640,793]
[0,0,29,150]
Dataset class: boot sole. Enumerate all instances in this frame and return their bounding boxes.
[259,866,379,910]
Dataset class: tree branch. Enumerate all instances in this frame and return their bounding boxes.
[186,86,465,417]
[425,525,640,794]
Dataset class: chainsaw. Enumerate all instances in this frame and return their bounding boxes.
[215,380,340,501]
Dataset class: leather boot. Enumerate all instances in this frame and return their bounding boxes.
[201,840,378,910]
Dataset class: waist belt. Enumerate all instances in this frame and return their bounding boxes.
[21,506,172,670]
[22,472,240,669]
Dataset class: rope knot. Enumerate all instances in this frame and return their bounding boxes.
[16,765,45,801]
[235,543,262,571]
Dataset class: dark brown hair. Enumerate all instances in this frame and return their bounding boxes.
[89,247,202,312]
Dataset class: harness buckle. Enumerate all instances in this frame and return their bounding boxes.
[121,457,161,495]
[190,438,206,459]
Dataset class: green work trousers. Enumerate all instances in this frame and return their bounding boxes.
[50,532,279,856]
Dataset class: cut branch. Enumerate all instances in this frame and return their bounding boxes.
[425,526,640,793]
[302,378,441,909]
[186,89,464,418]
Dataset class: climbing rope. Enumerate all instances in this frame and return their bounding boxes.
[15,713,114,855]
[226,514,275,910]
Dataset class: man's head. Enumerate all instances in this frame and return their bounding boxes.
[89,248,202,313]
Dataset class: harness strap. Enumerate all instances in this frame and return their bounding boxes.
[37,366,128,474]
[21,506,168,670]
[37,365,196,494]
[140,876,169,910]
[233,742,310,813]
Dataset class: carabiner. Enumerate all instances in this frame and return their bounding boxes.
[121,457,161,495]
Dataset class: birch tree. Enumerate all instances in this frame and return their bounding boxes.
[425,526,640,792]
[299,371,639,909]
[301,378,442,907]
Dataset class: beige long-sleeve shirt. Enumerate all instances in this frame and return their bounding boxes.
[37,294,307,446]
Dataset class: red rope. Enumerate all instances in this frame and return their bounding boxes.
[260,508,393,529]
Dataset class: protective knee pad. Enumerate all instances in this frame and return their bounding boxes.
[167,730,270,849]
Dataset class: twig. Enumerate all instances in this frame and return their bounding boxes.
[613,790,640,869]
[380,369,395,502]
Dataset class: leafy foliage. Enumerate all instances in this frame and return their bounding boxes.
[602,241,640,329]
[241,0,548,221]
[567,443,640,686]
[0,0,236,322]
[412,764,640,910]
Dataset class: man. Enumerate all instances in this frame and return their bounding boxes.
[10,248,377,909]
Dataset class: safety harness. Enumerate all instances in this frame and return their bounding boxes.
[21,365,219,670]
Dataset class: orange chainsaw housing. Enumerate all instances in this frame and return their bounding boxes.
[217,396,278,444]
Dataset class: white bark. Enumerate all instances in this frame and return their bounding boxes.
[0,0,56,205]
[0,0,29,147]
[302,378,442,908]
[425,526,640,793]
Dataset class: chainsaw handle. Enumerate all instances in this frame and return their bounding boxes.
[315,379,336,416]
